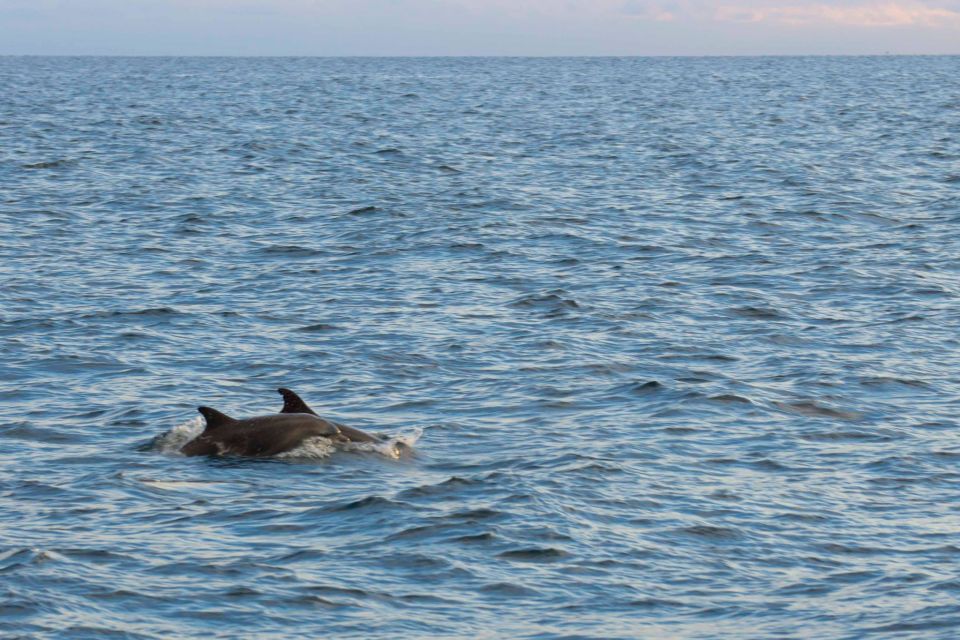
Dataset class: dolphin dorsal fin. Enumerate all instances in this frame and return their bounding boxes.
[278,388,317,415]
[197,406,238,431]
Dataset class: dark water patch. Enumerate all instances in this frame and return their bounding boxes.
[257,245,326,258]
[386,522,462,542]
[0,316,80,335]
[479,582,540,597]
[774,582,834,597]
[624,380,663,394]
[629,597,687,610]
[748,458,795,472]
[449,242,485,251]
[866,611,960,634]
[299,584,373,604]
[508,292,580,311]
[0,598,41,618]
[295,323,341,332]
[60,626,156,640]
[817,543,890,556]
[54,548,132,565]
[324,496,406,513]
[498,548,569,563]
[704,456,798,473]
[824,570,882,584]
[397,592,464,605]
[775,401,862,421]
[272,549,328,563]
[22,159,72,169]
[396,476,480,498]
[731,305,786,320]
[451,532,497,544]
[663,426,701,435]
[287,594,355,609]
[347,205,379,215]
[447,508,507,522]
[675,525,743,540]
[774,511,832,523]
[859,376,929,389]
[708,394,753,405]
[379,552,456,573]
[82,307,182,320]
[800,429,892,442]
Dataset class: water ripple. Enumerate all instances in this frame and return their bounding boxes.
[1,55,959,639]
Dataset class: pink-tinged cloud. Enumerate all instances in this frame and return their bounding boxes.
[620,0,960,26]
[715,2,960,26]
[621,1,679,20]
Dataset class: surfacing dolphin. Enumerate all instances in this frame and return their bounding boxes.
[180,388,381,457]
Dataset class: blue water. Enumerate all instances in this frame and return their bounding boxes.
[1,56,959,639]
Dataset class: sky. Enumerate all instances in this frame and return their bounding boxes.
[1,0,959,56]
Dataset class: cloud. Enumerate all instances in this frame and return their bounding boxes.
[621,0,679,20]
[717,1,960,25]
[620,0,960,26]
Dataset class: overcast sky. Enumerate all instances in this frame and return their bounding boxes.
[1,0,959,56]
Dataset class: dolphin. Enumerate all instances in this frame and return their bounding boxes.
[179,388,382,457]
[180,406,344,457]
[277,387,381,444]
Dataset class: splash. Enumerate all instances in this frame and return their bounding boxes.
[152,416,204,455]
[276,436,337,460]
[342,426,423,460]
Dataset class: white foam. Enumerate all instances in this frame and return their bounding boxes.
[276,436,337,459]
[153,416,204,455]
[342,426,423,459]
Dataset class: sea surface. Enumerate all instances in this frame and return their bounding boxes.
[1,56,959,639]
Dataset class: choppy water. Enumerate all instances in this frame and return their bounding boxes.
[1,56,959,639]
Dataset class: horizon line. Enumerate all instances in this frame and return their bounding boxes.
[2,52,959,58]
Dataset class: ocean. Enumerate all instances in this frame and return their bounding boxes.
[1,55,959,638]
